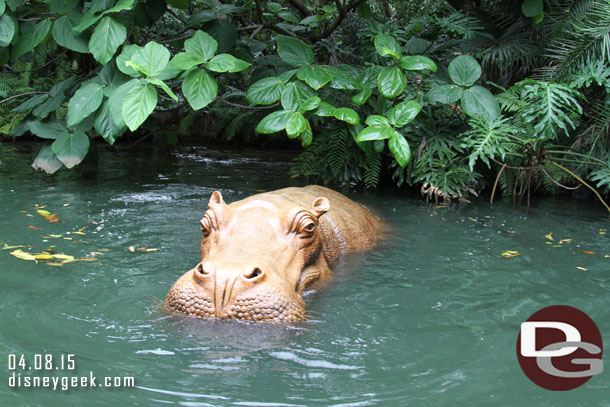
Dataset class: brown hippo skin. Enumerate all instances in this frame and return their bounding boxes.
[165,185,381,322]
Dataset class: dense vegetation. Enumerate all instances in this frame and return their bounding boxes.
[1,0,609,207]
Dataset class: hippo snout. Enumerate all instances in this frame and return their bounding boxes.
[165,262,306,322]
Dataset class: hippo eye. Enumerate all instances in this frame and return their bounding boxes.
[200,217,212,237]
[304,222,315,232]
[294,214,316,236]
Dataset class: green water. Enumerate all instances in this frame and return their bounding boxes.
[1,144,609,407]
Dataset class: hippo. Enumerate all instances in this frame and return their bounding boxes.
[165,185,381,322]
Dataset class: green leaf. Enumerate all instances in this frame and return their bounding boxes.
[0,13,17,47]
[116,44,142,77]
[388,131,411,167]
[296,65,331,90]
[377,65,406,98]
[187,10,215,27]
[301,96,321,112]
[185,30,217,62]
[374,34,402,59]
[357,125,393,142]
[152,65,181,80]
[399,55,437,72]
[365,115,389,126]
[0,0,5,15]
[94,99,125,145]
[168,0,189,9]
[278,10,299,23]
[256,110,292,133]
[326,65,359,90]
[351,87,372,106]
[51,131,90,169]
[285,112,307,137]
[28,120,68,139]
[67,83,104,127]
[52,16,89,53]
[522,0,543,17]
[108,78,137,127]
[202,19,237,53]
[276,35,313,66]
[461,85,500,121]
[32,143,63,174]
[73,0,135,32]
[280,81,315,112]
[49,0,79,14]
[333,107,359,124]
[122,81,157,131]
[12,94,48,113]
[10,19,51,61]
[146,78,178,101]
[182,68,217,110]
[300,120,313,147]
[246,77,283,105]
[448,55,481,87]
[426,84,463,103]
[127,41,170,77]
[169,51,206,71]
[206,53,251,73]
[387,100,421,128]
[89,17,127,65]
[313,101,335,117]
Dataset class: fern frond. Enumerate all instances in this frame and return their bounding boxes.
[364,153,381,188]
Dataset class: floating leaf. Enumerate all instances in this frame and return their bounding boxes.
[501,250,520,258]
[52,254,75,261]
[28,225,41,230]
[34,254,54,260]
[544,232,553,240]
[128,246,135,252]
[1,245,26,250]
[576,266,587,271]
[582,250,595,255]
[37,209,59,223]
[10,249,36,261]
[559,239,572,244]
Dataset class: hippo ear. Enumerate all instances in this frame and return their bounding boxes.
[208,191,225,207]
[311,197,330,218]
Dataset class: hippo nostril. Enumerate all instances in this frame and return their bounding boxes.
[243,267,264,281]
[195,262,212,276]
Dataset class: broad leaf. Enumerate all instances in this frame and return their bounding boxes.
[461,85,500,121]
[400,55,437,72]
[32,143,63,174]
[522,0,543,17]
[122,81,157,130]
[67,83,104,127]
[127,41,170,77]
[374,34,401,59]
[426,84,463,103]
[52,16,89,53]
[285,112,307,137]
[246,77,283,105]
[0,13,17,47]
[313,101,336,117]
[169,51,205,71]
[387,100,421,128]
[448,55,481,87]
[206,53,251,73]
[94,99,125,145]
[89,17,126,65]
[276,35,313,66]
[365,115,389,126]
[182,68,217,110]
[116,44,143,77]
[377,65,406,98]
[28,120,68,139]
[185,30,217,61]
[351,87,372,106]
[333,107,359,124]
[49,0,79,14]
[12,94,48,113]
[296,65,331,90]
[388,131,411,167]
[51,131,90,168]
[146,78,178,101]
[357,125,393,142]
[108,78,138,127]
[256,110,292,133]
[11,19,51,61]
[280,81,315,112]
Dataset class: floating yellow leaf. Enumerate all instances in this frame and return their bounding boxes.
[545,242,552,245]
[64,237,72,240]
[576,266,587,271]
[583,250,596,255]
[37,209,59,223]
[10,250,36,261]
[552,245,562,247]
[28,225,41,230]
[559,239,572,244]
[469,217,478,222]
[145,248,158,252]
[1,245,25,250]
[604,255,609,258]
[544,233,553,241]
[46,262,64,267]
[501,250,520,258]
[51,254,75,261]
[600,231,606,235]
[61,258,97,264]
[37,209,51,216]
[33,254,54,260]
[72,231,85,235]
[90,251,104,256]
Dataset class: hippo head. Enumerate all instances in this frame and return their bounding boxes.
[165,190,332,322]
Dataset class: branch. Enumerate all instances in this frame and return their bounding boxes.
[263,23,297,37]
[310,0,368,41]
[0,91,47,105]
[288,0,312,17]
[217,97,279,110]
[237,24,263,32]
[552,162,610,213]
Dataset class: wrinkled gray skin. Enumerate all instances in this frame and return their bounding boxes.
[165,185,381,322]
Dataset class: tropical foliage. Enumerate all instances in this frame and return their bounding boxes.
[0,0,609,207]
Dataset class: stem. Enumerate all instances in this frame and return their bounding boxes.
[552,162,610,213]
[0,91,47,105]
[490,163,506,204]
[216,96,279,110]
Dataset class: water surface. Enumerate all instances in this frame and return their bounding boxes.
[1,143,608,406]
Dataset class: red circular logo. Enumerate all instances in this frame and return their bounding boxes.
[516,305,603,391]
